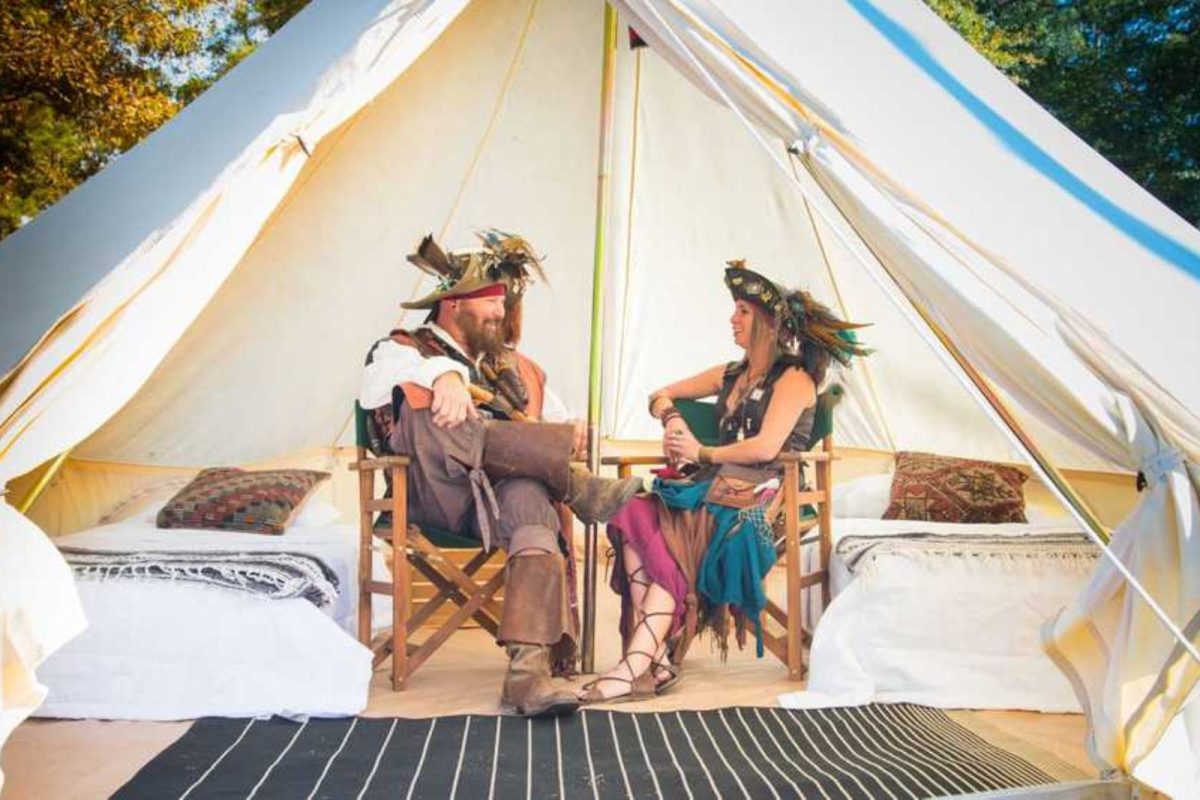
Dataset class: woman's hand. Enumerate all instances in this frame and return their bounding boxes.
[661,415,688,458]
[664,423,702,464]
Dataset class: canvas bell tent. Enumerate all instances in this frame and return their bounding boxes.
[2,0,1199,794]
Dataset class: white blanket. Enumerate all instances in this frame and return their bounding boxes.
[781,518,1097,713]
[34,521,387,720]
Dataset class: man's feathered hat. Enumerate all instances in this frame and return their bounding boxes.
[724,260,870,366]
[402,229,546,310]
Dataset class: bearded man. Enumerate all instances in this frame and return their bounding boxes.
[358,231,640,717]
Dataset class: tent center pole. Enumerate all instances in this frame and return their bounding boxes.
[582,2,619,676]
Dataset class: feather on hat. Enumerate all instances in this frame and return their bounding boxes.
[724,260,870,366]
[402,229,546,310]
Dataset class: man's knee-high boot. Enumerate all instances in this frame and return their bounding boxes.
[497,550,579,717]
[482,421,642,524]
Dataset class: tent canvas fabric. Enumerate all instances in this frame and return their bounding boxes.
[1,0,1199,794]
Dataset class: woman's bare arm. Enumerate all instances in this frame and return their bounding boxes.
[650,364,726,406]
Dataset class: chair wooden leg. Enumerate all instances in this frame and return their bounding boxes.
[406,570,506,677]
[391,464,409,690]
[409,556,502,636]
[784,460,803,680]
[357,458,374,648]
[819,437,834,609]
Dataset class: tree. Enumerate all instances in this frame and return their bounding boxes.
[0,0,312,240]
[0,1,211,238]
[175,0,311,104]
[928,0,1200,228]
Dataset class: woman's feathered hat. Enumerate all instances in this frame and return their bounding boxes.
[402,229,547,310]
[724,260,870,365]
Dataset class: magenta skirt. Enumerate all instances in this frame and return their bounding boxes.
[605,496,689,641]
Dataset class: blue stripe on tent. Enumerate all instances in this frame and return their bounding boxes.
[845,0,1200,282]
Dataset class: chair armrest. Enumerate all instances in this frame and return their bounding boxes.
[603,452,837,467]
[349,455,411,471]
[600,455,668,467]
[776,451,838,463]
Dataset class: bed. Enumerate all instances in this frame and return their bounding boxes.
[782,515,1099,713]
[34,517,389,721]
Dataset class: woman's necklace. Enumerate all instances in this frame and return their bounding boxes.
[731,367,768,441]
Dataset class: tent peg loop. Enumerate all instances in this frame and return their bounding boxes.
[1139,446,1184,489]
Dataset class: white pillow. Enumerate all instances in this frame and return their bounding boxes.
[292,497,343,528]
[833,473,894,519]
[1023,504,1062,524]
[123,501,164,524]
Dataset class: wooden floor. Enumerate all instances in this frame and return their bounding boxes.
[1,560,1097,799]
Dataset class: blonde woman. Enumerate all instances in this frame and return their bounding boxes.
[581,262,868,703]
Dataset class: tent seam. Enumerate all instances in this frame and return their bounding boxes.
[610,48,644,434]
[400,0,542,310]
[789,149,898,453]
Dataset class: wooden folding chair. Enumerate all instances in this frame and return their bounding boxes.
[600,384,842,680]
[350,403,577,690]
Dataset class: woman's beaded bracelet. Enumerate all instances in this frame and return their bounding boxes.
[648,394,674,418]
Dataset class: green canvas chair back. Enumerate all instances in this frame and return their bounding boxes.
[354,400,371,449]
[675,382,842,450]
[676,384,842,521]
[354,401,479,549]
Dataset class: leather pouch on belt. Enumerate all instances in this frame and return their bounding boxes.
[702,465,774,508]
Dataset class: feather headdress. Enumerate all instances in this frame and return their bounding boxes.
[724,260,870,366]
[401,230,547,310]
[475,229,547,297]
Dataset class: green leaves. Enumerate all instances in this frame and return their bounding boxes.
[928,0,1200,227]
[0,0,311,240]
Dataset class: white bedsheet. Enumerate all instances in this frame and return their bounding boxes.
[781,518,1097,713]
[34,521,386,720]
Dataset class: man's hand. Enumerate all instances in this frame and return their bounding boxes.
[431,372,478,429]
[569,418,589,461]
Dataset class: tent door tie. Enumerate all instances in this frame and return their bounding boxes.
[1139,446,1184,490]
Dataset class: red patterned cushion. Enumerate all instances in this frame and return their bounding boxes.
[157,468,330,535]
[882,451,1028,524]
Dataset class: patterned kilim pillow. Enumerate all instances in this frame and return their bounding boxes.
[157,468,330,535]
[882,451,1028,524]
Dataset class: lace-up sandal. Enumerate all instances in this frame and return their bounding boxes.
[623,569,683,695]
[578,655,657,705]
[637,610,683,695]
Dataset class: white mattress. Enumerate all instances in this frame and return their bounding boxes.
[35,521,386,720]
[781,518,1098,713]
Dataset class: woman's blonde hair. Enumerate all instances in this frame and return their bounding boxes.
[746,303,781,373]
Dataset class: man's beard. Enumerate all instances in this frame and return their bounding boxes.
[458,311,505,356]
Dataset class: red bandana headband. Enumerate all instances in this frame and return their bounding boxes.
[447,283,506,301]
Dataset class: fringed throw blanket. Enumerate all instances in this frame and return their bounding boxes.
[59,547,340,608]
[837,532,1098,576]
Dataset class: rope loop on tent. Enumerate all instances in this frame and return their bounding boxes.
[786,131,819,158]
[291,133,312,158]
[1140,446,1184,488]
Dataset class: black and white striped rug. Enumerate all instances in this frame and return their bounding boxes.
[115,705,1072,799]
